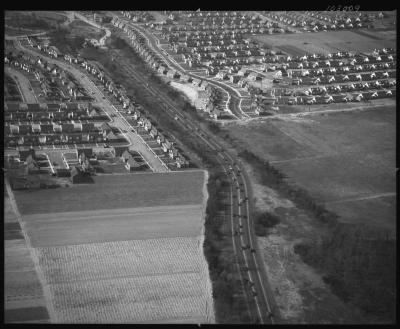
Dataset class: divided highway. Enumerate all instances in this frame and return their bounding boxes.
[13,29,278,322]
[106,43,279,323]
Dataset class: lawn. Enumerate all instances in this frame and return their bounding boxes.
[249,29,396,55]
[228,106,396,229]
[14,170,206,215]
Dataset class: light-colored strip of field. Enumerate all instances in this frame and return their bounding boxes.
[23,204,204,247]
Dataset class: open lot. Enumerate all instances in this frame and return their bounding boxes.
[228,106,396,230]
[250,29,396,55]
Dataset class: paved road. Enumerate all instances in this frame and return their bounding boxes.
[109,12,250,119]
[15,40,168,173]
[108,46,280,323]
[5,67,38,103]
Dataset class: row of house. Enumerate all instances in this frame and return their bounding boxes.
[5,101,106,122]
[6,51,83,101]
[113,18,224,120]
[134,112,189,169]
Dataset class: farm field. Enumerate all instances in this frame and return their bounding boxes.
[9,169,214,323]
[23,205,204,247]
[14,170,205,215]
[227,106,396,230]
[4,185,51,323]
[249,29,396,55]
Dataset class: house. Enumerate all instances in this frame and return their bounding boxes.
[168,147,179,159]
[192,78,202,87]
[156,133,165,145]
[31,123,41,133]
[149,127,158,138]
[121,150,134,162]
[162,139,173,152]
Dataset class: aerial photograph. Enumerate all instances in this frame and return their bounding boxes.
[3,9,396,324]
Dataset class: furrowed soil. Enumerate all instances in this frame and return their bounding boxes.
[10,170,215,323]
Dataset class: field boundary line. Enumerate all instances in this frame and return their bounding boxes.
[5,179,58,323]
[325,192,396,205]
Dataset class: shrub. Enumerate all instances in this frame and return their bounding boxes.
[254,211,280,236]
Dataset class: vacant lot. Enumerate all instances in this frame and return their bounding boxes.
[228,106,396,230]
[14,171,205,215]
[250,29,396,55]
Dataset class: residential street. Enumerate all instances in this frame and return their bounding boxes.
[15,40,169,173]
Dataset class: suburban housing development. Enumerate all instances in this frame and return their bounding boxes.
[4,10,396,324]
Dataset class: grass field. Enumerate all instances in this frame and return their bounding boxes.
[249,29,396,55]
[14,171,206,215]
[228,106,396,230]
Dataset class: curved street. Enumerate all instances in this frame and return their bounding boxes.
[108,12,250,119]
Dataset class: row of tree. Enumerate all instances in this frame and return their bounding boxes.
[95,40,253,322]
[294,223,395,322]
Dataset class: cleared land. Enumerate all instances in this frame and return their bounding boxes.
[23,205,204,247]
[12,170,214,323]
[170,81,198,105]
[250,30,396,55]
[228,106,396,230]
[14,171,205,215]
